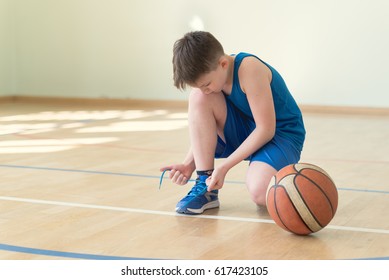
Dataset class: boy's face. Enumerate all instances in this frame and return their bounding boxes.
[193,58,229,95]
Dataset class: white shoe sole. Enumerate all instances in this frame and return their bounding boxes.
[176,200,220,215]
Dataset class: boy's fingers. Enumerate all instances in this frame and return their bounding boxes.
[177,174,186,185]
[169,169,177,179]
[160,166,172,172]
[206,177,214,190]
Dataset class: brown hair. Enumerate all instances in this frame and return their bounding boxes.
[172,31,224,90]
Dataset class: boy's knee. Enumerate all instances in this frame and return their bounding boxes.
[189,88,207,104]
[246,180,268,207]
[246,162,276,207]
[250,193,267,207]
[188,90,211,115]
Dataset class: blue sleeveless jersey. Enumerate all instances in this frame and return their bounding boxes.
[225,52,305,150]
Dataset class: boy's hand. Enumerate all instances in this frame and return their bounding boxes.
[206,166,228,191]
[160,164,194,185]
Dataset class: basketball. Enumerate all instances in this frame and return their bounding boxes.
[266,163,338,235]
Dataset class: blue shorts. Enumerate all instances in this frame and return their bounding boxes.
[215,98,302,171]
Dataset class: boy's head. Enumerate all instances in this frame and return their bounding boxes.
[173,31,225,90]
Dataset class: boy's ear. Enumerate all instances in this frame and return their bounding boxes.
[219,56,229,69]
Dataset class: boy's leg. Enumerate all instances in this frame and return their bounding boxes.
[245,136,301,207]
[175,89,227,214]
[246,161,277,206]
[188,89,227,170]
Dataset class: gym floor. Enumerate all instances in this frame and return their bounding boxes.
[0,98,388,260]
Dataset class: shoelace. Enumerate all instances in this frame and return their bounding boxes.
[187,179,208,196]
[159,170,205,195]
[159,169,170,190]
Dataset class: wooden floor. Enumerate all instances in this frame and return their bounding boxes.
[0,99,388,260]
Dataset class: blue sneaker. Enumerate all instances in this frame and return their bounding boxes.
[175,176,220,215]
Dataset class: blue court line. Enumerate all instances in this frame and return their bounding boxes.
[0,164,156,180]
[1,243,387,261]
[356,256,389,260]
[0,164,389,195]
[0,243,152,260]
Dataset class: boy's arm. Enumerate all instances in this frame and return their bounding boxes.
[207,57,275,190]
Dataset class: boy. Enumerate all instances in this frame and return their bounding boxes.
[160,31,305,215]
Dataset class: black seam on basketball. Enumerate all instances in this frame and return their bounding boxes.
[273,186,293,233]
[298,170,336,215]
[298,167,336,188]
[293,173,324,229]
[296,170,336,220]
[285,180,316,233]
[275,185,313,235]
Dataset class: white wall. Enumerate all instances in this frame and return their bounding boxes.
[12,0,186,100]
[6,0,389,107]
[0,0,13,96]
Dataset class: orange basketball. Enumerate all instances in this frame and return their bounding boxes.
[266,163,338,235]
